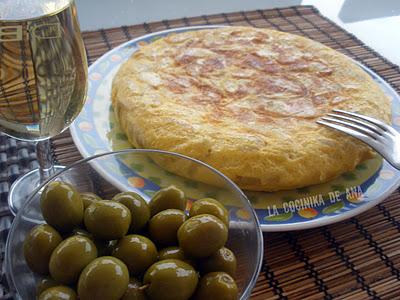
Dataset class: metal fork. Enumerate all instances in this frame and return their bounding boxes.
[317,109,400,170]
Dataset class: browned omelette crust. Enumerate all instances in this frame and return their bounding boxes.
[112,27,391,191]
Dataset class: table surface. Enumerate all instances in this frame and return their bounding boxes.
[75,0,400,66]
[2,5,400,299]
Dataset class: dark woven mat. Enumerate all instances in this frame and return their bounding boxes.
[2,5,400,299]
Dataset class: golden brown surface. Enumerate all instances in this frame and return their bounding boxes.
[111,26,391,191]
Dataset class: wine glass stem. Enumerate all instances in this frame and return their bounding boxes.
[36,139,56,183]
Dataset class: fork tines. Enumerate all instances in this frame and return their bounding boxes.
[317,109,400,169]
[317,109,393,143]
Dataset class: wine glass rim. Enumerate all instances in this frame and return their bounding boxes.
[6,148,264,299]
[0,0,73,22]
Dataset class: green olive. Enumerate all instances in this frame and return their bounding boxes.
[112,234,158,276]
[84,200,131,240]
[49,236,97,284]
[149,209,186,246]
[71,228,93,239]
[143,259,198,300]
[121,277,147,300]
[149,186,186,216]
[24,224,62,275]
[40,181,84,232]
[77,256,129,300]
[80,192,102,210]
[199,247,237,277]
[70,228,116,256]
[193,272,238,300]
[178,214,228,258]
[189,198,229,226]
[36,278,59,298]
[158,247,194,266]
[159,246,184,260]
[38,286,77,300]
[112,192,150,233]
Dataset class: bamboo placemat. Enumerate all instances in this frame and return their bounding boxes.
[2,5,400,300]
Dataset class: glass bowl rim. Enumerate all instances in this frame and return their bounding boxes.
[5,148,264,299]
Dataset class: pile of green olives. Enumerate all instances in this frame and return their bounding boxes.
[24,182,239,300]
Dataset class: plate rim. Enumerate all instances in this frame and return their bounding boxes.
[70,25,400,232]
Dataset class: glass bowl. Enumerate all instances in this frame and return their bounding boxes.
[6,149,263,299]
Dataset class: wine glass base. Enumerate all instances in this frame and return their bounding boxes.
[8,166,65,216]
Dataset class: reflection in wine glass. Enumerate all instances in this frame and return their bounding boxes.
[0,0,88,214]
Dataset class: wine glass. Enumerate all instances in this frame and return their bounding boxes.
[0,0,88,214]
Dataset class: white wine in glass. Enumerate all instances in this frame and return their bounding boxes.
[0,0,88,214]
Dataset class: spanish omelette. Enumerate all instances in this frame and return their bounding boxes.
[111,26,391,192]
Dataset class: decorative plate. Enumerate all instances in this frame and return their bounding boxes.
[70,25,400,231]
